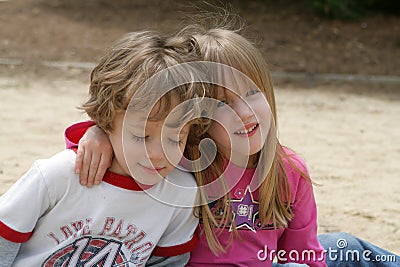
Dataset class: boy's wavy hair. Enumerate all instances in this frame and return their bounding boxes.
[81,30,211,159]
[178,7,312,255]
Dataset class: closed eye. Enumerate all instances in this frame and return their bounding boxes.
[246,89,260,97]
[167,138,183,146]
[132,134,147,142]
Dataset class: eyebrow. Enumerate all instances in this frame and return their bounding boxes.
[126,116,147,126]
[127,123,144,129]
[128,122,189,134]
[163,123,190,135]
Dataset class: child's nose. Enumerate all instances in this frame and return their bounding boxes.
[234,100,253,121]
[146,140,165,161]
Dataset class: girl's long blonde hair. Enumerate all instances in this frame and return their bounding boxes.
[179,19,311,255]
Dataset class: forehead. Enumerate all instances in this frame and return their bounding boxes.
[126,96,190,130]
[126,119,190,139]
[128,91,181,118]
[214,68,256,97]
[127,118,189,132]
[214,86,246,100]
[149,94,180,117]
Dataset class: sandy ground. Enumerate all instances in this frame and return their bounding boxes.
[0,66,399,256]
[277,84,400,255]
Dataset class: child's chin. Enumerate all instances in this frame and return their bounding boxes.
[134,174,164,187]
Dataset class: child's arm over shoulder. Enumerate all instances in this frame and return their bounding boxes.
[278,150,327,267]
[64,121,112,187]
[64,121,96,149]
[0,236,20,267]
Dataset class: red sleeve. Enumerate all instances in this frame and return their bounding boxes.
[152,234,198,257]
[0,221,32,243]
[64,121,96,149]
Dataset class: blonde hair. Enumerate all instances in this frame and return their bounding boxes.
[178,20,311,254]
[82,30,211,161]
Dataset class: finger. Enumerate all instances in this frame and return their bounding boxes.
[87,153,101,187]
[80,151,92,187]
[75,145,84,176]
[94,154,112,185]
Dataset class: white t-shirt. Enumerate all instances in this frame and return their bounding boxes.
[0,150,198,266]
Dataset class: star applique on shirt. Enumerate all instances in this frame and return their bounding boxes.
[229,186,259,233]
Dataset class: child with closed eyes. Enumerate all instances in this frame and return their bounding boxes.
[0,30,212,266]
[62,22,326,267]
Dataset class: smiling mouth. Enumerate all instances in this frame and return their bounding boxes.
[234,123,259,135]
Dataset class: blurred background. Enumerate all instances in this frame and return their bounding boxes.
[1,0,399,78]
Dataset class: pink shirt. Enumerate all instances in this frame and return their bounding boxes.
[188,149,326,267]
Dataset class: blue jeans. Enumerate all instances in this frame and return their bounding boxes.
[318,232,400,267]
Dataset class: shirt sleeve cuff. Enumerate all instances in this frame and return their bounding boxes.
[0,221,32,243]
[64,121,96,149]
[152,235,199,257]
